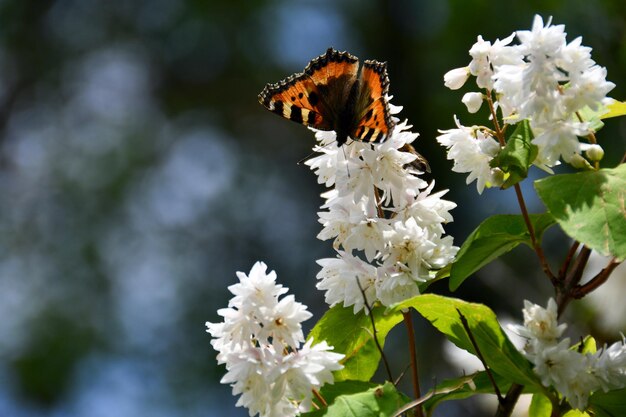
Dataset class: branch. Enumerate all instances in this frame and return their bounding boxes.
[485,92,555,282]
[571,258,621,299]
[403,311,424,417]
[557,241,580,280]
[494,383,524,417]
[513,183,556,281]
[557,246,591,316]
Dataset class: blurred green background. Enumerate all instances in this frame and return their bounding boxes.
[0,1,624,416]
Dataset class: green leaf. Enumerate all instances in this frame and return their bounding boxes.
[589,388,626,417]
[302,382,408,417]
[422,371,512,414]
[529,393,552,417]
[417,264,450,293]
[491,120,538,188]
[307,305,403,382]
[571,335,597,355]
[577,104,607,132]
[312,380,378,409]
[392,294,540,387]
[602,100,626,119]
[535,165,626,261]
[563,410,591,417]
[450,214,556,290]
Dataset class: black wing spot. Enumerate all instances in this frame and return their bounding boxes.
[274,100,284,115]
[291,96,296,101]
[298,92,304,99]
[290,106,303,123]
[309,91,319,106]
[364,108,373,122]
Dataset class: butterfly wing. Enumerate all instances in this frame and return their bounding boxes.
[258,48,359,132]
[400,143,431,173]
[351,60,394,143]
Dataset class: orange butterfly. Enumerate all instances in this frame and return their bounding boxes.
[258,47,430,171]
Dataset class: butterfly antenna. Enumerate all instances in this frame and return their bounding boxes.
[296,139,338,165]
[296,150,317,165]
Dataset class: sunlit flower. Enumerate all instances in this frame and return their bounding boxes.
[207,262,344,417]
[311,114,458,310]
[436,117,502,193]
[444,14,614,171]
[316,251,379,314]
[468,34,521,90]
[511,298,626,410]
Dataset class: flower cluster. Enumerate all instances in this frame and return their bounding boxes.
[439,15,614,192]
[206,262,344,417]
[307,107,458,312]
[510,299,626,410]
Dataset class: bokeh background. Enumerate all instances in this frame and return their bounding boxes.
[0,1,625,416]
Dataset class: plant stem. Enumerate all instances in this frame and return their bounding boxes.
[356,278,394,382]
[513,183,556,281]
[403,311,424,417]
[557,241,580,280]
[312,388,327,407]
[494,383,524,417]
[486,92,555,282]
[457,309,502,401]
[571,258,621,299]
[486,92,506,146]
[557,246,591,316]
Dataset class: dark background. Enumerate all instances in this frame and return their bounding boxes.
[0,1,624,416]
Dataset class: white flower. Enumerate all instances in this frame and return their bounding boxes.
[533,338,580,387]
[394,185,457,235]
[370,122,429,205]
[449,15,615,170]
[305,140,345,188]
[310,101,458,311]
[462,92,483,113]
[511,297,626,410]
[273,338,344,412]
[468,34,521,90]
[375,263,422,307]
[343,217,390,262]
[382,217,437,281]
[317,193,375,250]
[516,298,566,343]
[517,15,566,63]
[532,120,589,165]
[490,15,614,168]
[593,339,626,391]
[437,117,502,194]
[444,66,470,90]
[207,263,344,417]
[562,65,615,114]
[316,251,378,314]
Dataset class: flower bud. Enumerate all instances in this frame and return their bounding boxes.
[444,67,470,90]
[584,144,604,162]
[462,92,484,113]
[569,154,593,170]
[490,168,505,187]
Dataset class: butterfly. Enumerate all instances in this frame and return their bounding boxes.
[258,47,430,172]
